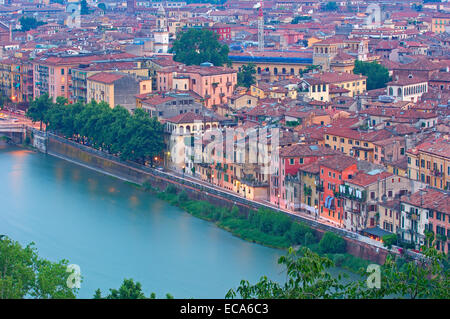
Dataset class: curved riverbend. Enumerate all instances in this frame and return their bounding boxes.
[0,144,289,298]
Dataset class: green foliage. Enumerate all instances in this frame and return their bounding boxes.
[226,247,350,299]
[94,278,174,299]
[382,233,398,249]
[19,16,46,32]
[43,99,164,164]
[80,0,90,15]
[227,245,450,299]
[237,63,256,88]
[291,16,312,24]
[319,232,346,254]
[170,28,230,66]
[26,93,53,131]
[365,247,450,299]
[165,184,178,195]
[285,120,301,127]
[353,60,390,90]
[98,2,107,12]
[0,236,78,299]
[324,2,338,11]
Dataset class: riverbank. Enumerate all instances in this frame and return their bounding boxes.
[39,133,387,266]
[137,182,372,274]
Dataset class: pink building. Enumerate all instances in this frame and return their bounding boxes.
[270,144,338,208]
[33,52,134,102]
[157,64,237,108]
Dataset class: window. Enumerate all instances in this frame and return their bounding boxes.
[290,159,294,165]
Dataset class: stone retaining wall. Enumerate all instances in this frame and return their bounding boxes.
[46,133,389,265]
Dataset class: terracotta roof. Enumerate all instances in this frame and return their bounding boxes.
[401,188,450,215]
[279,144,339,158]
[320,154,357,172]
[347,171,394,187]
[166,112,216,124]
[87,72,125,84]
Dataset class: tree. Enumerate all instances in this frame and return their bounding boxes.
[324,2,338,11]
[318,232,346,254]
[353,60,390,90]
[226,246,450,299]
[365,247,450,299]
[98,3,107,12]
[170,28,230,66]
[0,236,78,299]
[382,234,398,249]
[291,16,312,24]
[80,0,90,15]
[27,94,53,131]
[237,63,256,88]
[226,247,352,299]
[19,16,46,32]
[94,278,174,299]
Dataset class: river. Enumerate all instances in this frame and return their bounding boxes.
[0,144,360,299]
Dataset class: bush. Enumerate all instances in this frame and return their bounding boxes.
[304,232,315,246]
[178,191,189,203]
[319,232,346,254]
[382,233,398,249]
[289,222,312,245]
[333,254,346,267]
[165,185,177,194]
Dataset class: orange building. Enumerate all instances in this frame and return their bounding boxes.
[319,155,358,226]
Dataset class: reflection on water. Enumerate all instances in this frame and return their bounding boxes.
[0,145,287,298]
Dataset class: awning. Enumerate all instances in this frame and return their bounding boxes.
[324,196,330,208]
[362,226,392,239]
[327,196,334,209]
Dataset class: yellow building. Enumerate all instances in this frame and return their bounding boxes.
[299,78,330,102]
[229,51,311,83]
[321,128,394,163]
[309,72,367,97]
[432,14,450,33]
[0,59,12,99]
[87,72,151,110]
[406,138,450,191]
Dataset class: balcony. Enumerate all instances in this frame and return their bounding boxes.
[335,189,366,202]
[431,169,443,177]
[226,81,232,86]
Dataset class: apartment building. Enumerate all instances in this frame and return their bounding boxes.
[156,64,237,108]
[406,137,450,191]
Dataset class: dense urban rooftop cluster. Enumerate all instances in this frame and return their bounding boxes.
[0,0,449,254]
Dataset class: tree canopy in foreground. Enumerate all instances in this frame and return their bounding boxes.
[0,236,78,299]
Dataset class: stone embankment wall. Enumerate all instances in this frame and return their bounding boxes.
[44,133,389,264]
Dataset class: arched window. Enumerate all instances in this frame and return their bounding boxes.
[257,67,261,74]
[397,88,402,96]
[389,87,393,96]
[290,68,294,75]
[274,68,278,75]
[282,68,286,74]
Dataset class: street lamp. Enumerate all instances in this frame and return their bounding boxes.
[278,194,281,209]
[314,205,318,220]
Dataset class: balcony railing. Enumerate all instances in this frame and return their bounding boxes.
[431,169,443,177]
